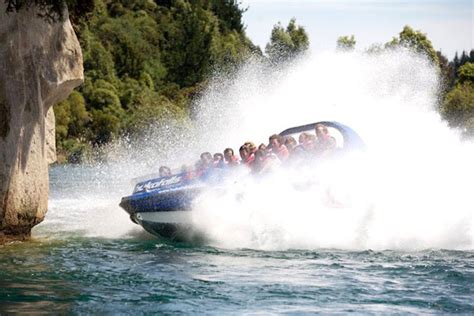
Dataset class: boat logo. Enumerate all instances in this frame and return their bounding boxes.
[135,175,182,193]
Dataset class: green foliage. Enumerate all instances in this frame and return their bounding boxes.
[265,18,309,63]
[81,35,117,83]
[60,138,91,163]
[88,87,121,111]
[457,62,474,84]
[441,83,474,133]
[4,0,94,22]
[159,1,215,87]
[90,108,121,145]
[386,26,439,67]
[209,0,246,34]
[54,99,71,140]
[125,92,188,135]
[337,35,356,51]
[441,63,474,137]
[379,28,474,139]
[66,91,90,137]
[53,91,89,140]
[51,0,253,161]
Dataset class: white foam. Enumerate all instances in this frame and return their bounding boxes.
[40,49,473,250]
[189,49,473,250]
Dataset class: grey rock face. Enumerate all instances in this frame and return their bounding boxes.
[0,4,83,240]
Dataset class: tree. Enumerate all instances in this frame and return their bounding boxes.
[159,1,215,87]
[42,0,257,159]
[4,0,94,22]
[209,0,246,34]
[386,25,439,67]
[458,62,474,84]
[337,35,356,51]
[265,18,309,63]
[437,50,455,95]
[460,50,469,65]
[453,52,460,67]
[441,63,474,136]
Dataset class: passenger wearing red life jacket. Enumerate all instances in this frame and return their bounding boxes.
[181,164,195,180]
[223,148,240,167]
[268,134,290,161]
[251,148,281,174]
[244,142,257,156]
[239,145,255,166]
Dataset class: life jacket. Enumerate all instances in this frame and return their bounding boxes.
[274,144,289,161]
[227,155,240,166]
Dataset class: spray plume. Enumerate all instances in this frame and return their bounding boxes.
[41,49,473,250]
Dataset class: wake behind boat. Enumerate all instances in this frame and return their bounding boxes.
[119,121,365,240]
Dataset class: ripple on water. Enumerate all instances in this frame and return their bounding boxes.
[1,238,473,313]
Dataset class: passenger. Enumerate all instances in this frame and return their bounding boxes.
[269,134,290,161]
[307,134,317,150]
[181,164,194,180]
[159,166,172,177]
[199,152,214,169]
[298,132,315,151]
[251,148,281,174]
[194,160,205,176]
[244,142,257,155]
[239,145,255,165]
[223,148,240,167]
[213,153,225,168]
[284,136,298,153]
[298,133,307,145]
[258,143,267,152]
[314,123,336,155]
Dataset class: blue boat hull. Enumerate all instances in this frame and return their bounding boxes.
[120,186,201,215]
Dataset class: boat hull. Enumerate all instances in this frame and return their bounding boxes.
[120,187,201,215]
[134,210,204,241]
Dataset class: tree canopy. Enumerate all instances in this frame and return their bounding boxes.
[4,0,94,21]
[441,62,474,136]
[265,18,309,63]
[386,25,439,67]
[51,0,256,161]
[336,35,356,51]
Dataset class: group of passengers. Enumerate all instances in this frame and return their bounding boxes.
[158,123,337,178]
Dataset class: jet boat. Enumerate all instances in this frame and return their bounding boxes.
[119,121,365,240]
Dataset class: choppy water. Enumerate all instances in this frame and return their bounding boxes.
[2,50,474,313]
[1,235,473,313]
[0,163,472,314]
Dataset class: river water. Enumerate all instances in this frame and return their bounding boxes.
[1,51,474,313]
[0,162,472,314]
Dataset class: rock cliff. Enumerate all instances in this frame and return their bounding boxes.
[0,4,83,241]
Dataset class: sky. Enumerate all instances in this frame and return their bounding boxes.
[241,0,473,59]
